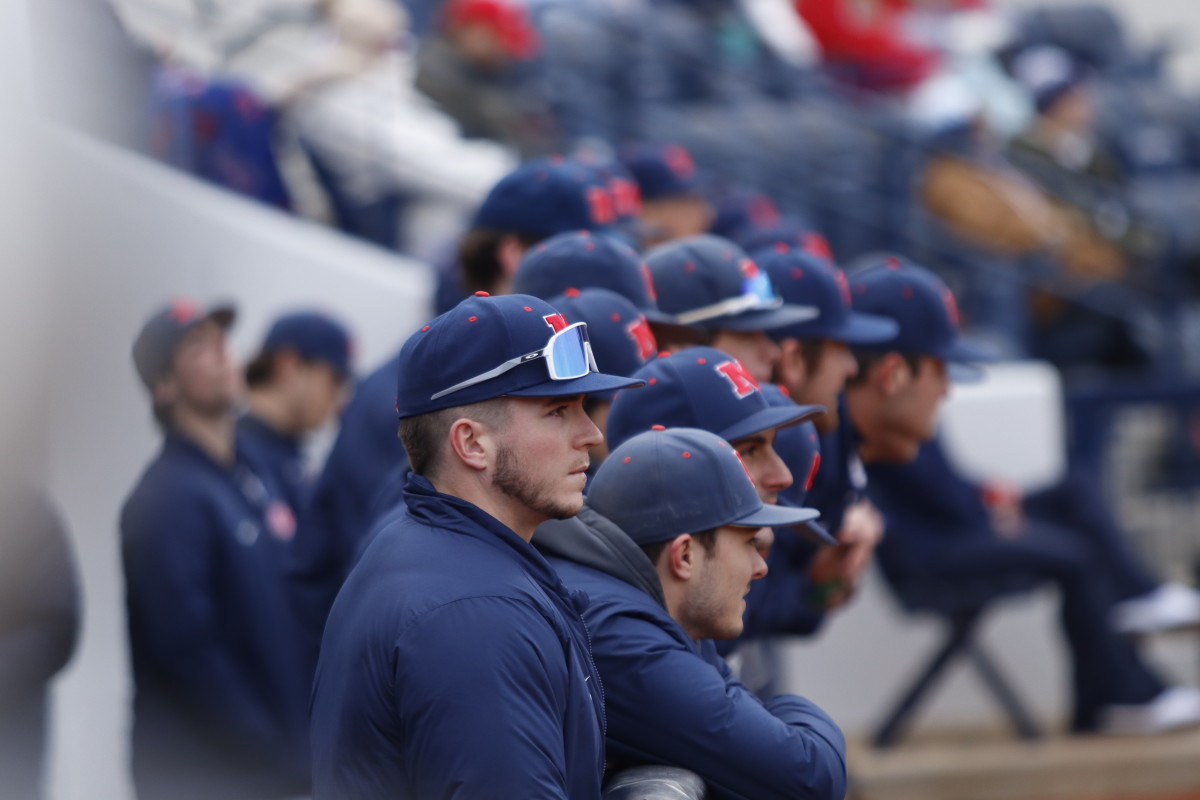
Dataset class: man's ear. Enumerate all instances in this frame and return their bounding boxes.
[446,417,494,472]
[273,349,302,380]
[665,534,696,582]
[775,338,806,388]
[874,352,909,396]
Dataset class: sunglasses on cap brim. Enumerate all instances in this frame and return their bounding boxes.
[430,321,599,401]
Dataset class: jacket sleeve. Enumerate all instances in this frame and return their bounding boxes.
[392,596,601,800]
[597,609,846,800]
[120,487,294,767]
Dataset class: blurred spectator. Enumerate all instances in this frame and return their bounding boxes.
[120,301,310,799]
[620,142,713,247]
[415,0,559,156]
[794,0,942,92]
[913,78,1151,373]
[109,0,515,249]
[1006,46,1155,264]
[240,310,354,512]
[0,487,80,800]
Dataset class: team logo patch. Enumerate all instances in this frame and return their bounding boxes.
[715,359,760,399]
[625,316,657,362]
[266,500,296,542]
[941,288,961,328]
[610,177,642,218]
[640,264,658,301]
[169,299,199,323]
[664,145,696,180]
[833,269,852,306]
[543,312,569,333]
[805,452,821,491]
[585,186,616,226]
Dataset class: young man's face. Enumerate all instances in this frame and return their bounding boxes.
[161,320,241,417]
[871,355,950,462]
[730,427,792,506]
[294,360,348,432]
[679,525,770,640]
[710,329,780,384]
[777,338,857,434]
[489,395,602,527]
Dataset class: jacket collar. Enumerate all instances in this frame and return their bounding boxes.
[533,505,666,608]
[403,472,565,591]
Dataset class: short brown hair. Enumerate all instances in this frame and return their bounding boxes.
[457,228,544,296]
[398,398,511,477]
[639,527,718,569]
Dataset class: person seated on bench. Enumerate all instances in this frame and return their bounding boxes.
[534,427,846,800]
[845,257,1200,735]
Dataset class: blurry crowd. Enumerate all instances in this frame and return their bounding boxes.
[9,0,1200,798]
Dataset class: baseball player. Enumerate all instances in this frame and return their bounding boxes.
[534,426,846,800]
[644,234,817,382]
[120,300,310,800]
[239,310,353,512]
[853,259,1200,735]
[309,292,642,799]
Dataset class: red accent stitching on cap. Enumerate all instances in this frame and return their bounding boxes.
[421,325,430,331]
[791,267,803,279]
[886,256,901,270]
[774,242,788,254]
[696,357,706,364]
[623,457,632,463]
[565,287,581,298]
[648,377,657,385]
[474,291,490,297]
[684,261,696,273]
[650,424,666,431]
[468,316,478,322]
[523,306,533,312]
[611,312,621,322]
[901,286,913,299]
[585,241,595,251]
[682,451,692,459]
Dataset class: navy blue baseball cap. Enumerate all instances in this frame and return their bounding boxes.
[472,157,616,237]
[396,293,644,418]
[588,427,820,546]
[709,187,782,243]
[620,142,702,201]
[848,257,993,378]
[548,289,657,379]
[606,346,824,452]
[512,231,674,324]
[261,310,353,378]
[753,245,899,345]
[132,298,236,388]
[645,235,818,331]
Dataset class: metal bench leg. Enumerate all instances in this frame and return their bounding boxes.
[872,613,977,748]
[966,642,1042,740]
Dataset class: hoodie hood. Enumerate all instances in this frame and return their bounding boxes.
[533,505,666,608]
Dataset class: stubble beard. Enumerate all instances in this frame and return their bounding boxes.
[492,443,582,521]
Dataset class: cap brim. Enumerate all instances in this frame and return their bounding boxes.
[506,372,645,398]
[719,403,825,444]
[729,502,820,530]
[701,303,819,332]
[642,306,685,325]
[932,337,995,384]
[774,496,837,545]
[829,311,899,345]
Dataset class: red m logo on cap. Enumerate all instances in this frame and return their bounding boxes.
[585,186,616,226]
[625,316,657,361]
[716,359,760,399]
[544,313,569,333]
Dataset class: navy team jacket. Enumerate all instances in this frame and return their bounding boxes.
[310,473,606,800]
[119,432,311,800]
[536,508,847,800]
